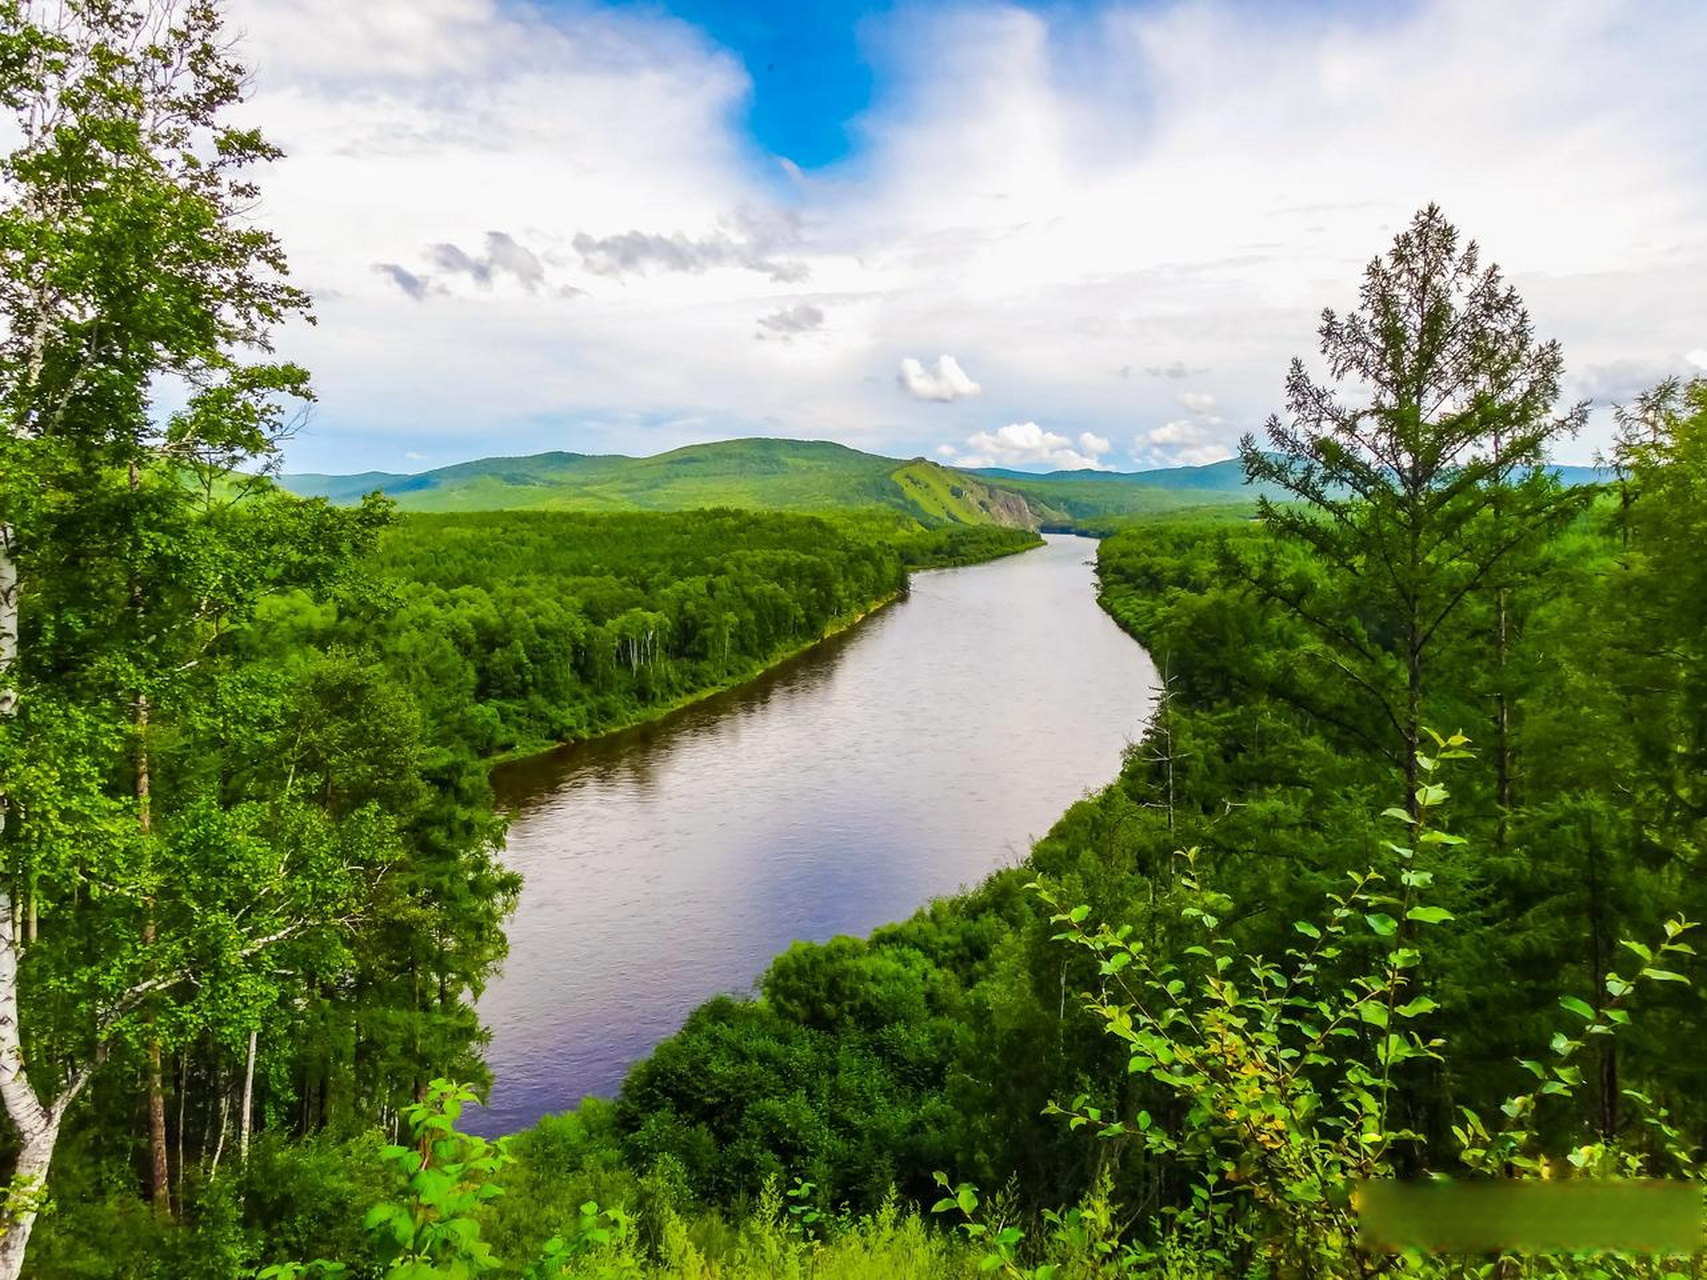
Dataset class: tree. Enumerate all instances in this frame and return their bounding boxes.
[0,3,386,1274]
[1240,204,1587,811]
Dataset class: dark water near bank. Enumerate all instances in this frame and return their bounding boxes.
[473,534,1156,1134]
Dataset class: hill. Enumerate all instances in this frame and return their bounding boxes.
[281,439,1050,530]
[282,441,1617,531]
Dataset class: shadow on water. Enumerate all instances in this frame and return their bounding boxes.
[470,535,1156,1135]
[491,605,887,817]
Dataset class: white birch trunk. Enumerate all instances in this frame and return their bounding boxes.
[238,1028,256,1167]
[0,1104,61,1280]
[0,893,77,1280]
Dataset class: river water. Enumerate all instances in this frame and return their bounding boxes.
[473,534,1156,1134]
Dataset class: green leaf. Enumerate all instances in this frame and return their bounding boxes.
[1641,968,1689,984]
[1293,920,1322,940]
[1364,913,1398,937]
[1405,906,1454,924]
[1559,996,1596,1021]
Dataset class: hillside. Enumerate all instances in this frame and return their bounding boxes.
[282,439,1051,530]
[283,440,1616,531]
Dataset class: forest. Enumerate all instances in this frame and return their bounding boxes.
[2,2,1705,1278]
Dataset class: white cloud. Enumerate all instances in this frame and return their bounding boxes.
[213,0,1707,471]
[1688,349,1707,371]
[898,354,982,402]
[945,421,1109,471]
[1135,388,1232,467]
[1134,420,1227,468]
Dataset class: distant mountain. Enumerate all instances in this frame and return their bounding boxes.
[969,455,1612,524]
[1551,464,1613,487]
[281,439,1047,530]
[965,460,1278,523]
[972,458,1259,492]
[282,442,1616,531]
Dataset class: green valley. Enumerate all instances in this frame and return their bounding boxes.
[280,439,1052,528]
[279,438,1281,531]
[3,4,1702,1279]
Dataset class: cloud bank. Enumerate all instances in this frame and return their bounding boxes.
[945,422,1111,471]
[225,0,1707,471]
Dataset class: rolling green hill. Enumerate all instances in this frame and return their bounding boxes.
[282,440,1613,532]
[283,439,1053,529]
[970,469,1266,525]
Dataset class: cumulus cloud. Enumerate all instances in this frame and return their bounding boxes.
[945,422,1110,471]
[755,303,826,340]
[1134,420,1227,468]
[1135,391,1231,467]
[898,354,982,402]
[1688,349,1707,371]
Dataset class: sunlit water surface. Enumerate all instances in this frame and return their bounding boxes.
[473,534,1156,1133]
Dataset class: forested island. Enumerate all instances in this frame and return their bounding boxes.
[2,4,1704,1279]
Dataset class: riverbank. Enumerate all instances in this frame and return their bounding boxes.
[474,533,1153,1128]
[481,529,1043,769]
[483,587,905,768]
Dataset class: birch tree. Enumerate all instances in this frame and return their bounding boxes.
[0,4,385,1274]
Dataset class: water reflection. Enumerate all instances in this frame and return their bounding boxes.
[472,534,1156,1134]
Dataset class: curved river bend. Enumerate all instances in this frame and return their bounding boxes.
[475,534,1157,1134]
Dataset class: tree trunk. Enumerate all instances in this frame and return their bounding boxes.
[1585,819,1616,1138]
[128,454,171,1215]
[209,1080,230,1180]
[0,894,83,1280]
[0,1109,62,1280]
[239,1028,256,1167]
[1405,636,1423,812]
[134,684,170,1214]
[0,526,16,722]
[147,1039,169,1212]
[0,518,40,1269]
[1495,587,1511,850]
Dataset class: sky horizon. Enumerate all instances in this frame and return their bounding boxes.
[234,0,1707,475]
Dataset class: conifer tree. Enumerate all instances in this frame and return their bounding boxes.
[1240,204,1587,809]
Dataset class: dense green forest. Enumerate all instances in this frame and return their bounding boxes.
[3,3,1705,1278]
[346,508,1031,760]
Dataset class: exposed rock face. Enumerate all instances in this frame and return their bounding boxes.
[975,483,1040,530]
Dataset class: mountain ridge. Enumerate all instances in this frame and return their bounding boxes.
[280,439,1613,527]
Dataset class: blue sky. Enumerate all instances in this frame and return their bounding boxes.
[608,0,884,169]
[231,0,1706,475]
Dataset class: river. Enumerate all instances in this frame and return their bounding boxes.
[473,533,1157,1134]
